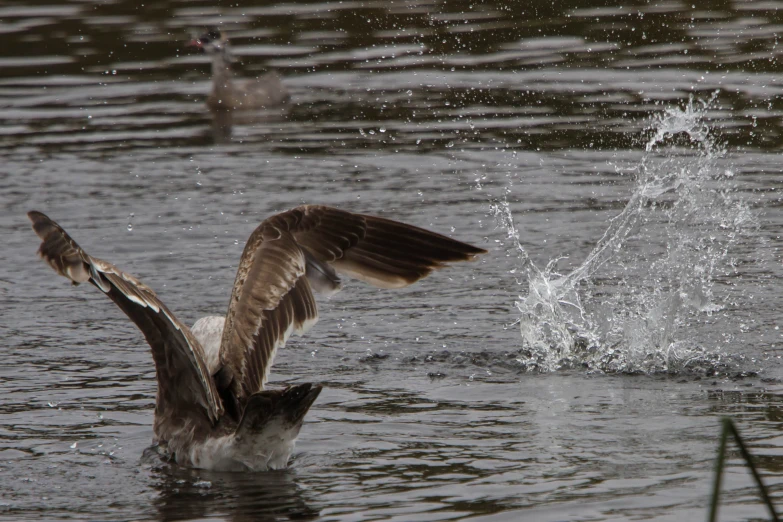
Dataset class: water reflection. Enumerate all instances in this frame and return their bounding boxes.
[153,466,320,521]
[209,107,292,143]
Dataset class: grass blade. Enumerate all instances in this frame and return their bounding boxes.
[707,417,779,522]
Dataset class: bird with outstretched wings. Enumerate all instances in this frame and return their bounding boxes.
[29,205,487,471]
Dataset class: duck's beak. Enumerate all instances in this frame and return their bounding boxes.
[186,39,202,49]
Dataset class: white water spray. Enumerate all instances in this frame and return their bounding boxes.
[497,96,756,374]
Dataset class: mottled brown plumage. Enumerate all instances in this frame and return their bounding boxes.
[28,205,487,470]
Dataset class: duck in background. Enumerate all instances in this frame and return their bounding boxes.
[188,29,290,112]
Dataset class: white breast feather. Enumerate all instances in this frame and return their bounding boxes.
[192,316,225,376]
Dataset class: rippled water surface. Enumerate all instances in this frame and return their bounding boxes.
[3,0,783,520]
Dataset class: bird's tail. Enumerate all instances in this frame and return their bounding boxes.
[235,383,322,440]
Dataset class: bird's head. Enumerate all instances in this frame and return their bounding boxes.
[187,28,230,57]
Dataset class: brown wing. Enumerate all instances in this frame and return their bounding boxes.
[28,211,223,425]
[271,205,487,289]
[217,222,318,404]
[217,205,486,404]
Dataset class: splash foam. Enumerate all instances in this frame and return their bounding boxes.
[499,96,756,374]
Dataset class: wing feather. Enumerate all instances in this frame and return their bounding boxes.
[28,211,223,425]
[292,205,487,288]
[218,225,318,402]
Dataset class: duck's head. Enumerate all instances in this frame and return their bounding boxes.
[188,28,229,56]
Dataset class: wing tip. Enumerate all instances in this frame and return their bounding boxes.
[438,238,488,262]
[465,245,489,260]
[27,210,55,240]
[28,210,93,284]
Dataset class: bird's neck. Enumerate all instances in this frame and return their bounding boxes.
[210,51,234,92]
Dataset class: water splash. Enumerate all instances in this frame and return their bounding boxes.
[497,96,756,374]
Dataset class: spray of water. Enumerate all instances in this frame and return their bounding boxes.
[495,96,756,374]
